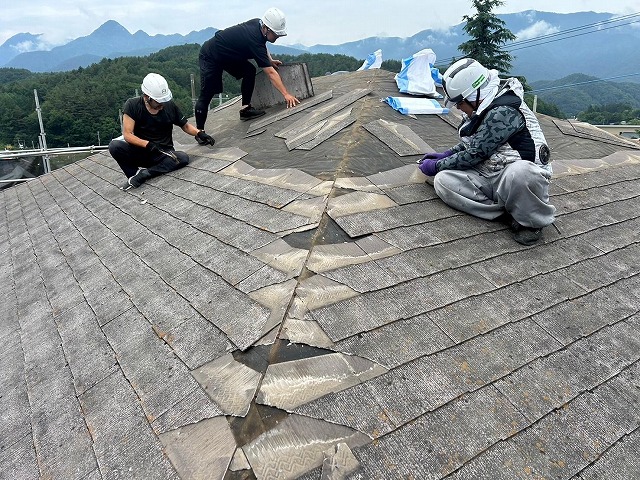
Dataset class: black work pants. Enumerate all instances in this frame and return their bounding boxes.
[108,140,189,179]
[195,52,257,129]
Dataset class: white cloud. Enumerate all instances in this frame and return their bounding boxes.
[12,40,53,53]
[515,21,559,41]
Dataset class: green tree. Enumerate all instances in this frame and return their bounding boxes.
[381,60,402,74]
[276,53,361,77]
[576,103,640,125]
[524,96,565,119]
[458,0,516,73]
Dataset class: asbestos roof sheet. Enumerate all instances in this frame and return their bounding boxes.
[1,69,639,480]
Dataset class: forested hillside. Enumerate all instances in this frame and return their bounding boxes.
[0,45,365,148]
[531,74,640,118]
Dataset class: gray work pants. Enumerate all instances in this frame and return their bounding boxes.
[433,160,556,228]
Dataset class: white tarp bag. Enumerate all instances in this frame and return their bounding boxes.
[357,49,383,70]
[394,48,443,95]
[384,97,449,115]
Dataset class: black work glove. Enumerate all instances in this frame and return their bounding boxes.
[146,141,161,154]
[195,130,215,146]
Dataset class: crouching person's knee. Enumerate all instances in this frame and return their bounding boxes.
[432,171,450,198]
[174,151,190,168]
[108,139,126,159]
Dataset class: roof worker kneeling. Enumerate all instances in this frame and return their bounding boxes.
[109,73,214,190]
[418,58,556,246]
[195,6,301,132]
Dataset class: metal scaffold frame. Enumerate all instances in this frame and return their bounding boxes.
[0,89,109,185]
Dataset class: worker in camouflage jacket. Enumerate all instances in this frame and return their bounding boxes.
[419,58,556,246]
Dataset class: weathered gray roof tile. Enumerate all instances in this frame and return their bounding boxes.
[80,371,179,479]
[102,307,201,422]
[192,353,262,416]
[170,264,270,350]
[355,386,528,478]
[159,416,236,479]
[334,313,454,368]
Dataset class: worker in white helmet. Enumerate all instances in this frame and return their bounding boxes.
[109,73,215,190]
[418,58,556,246]
[195,7,300,130]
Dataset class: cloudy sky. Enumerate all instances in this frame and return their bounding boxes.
[2,0,638,48]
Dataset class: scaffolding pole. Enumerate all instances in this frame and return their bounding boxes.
[190,73,196,117]
[34,89,51,174]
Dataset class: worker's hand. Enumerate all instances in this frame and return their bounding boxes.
[146,141,161,154]
[195,130,215,146]
[419,159,439,176]
[271,59,283,69]
[284,93,300,108]
[420,150,453,162]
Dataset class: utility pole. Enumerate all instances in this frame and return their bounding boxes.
[34,89,51,174]
[190,73,196,117]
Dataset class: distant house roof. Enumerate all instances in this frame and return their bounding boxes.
[2,69,639,479]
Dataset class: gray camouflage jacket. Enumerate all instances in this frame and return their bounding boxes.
[437,78,551,176]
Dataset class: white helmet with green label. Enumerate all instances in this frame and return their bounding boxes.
[442,58,489,107]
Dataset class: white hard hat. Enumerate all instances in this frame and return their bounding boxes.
[442,58,489,108]
[262,7,287,36]
[141,73,172,103]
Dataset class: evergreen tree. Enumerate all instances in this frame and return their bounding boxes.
[458,0,515,73]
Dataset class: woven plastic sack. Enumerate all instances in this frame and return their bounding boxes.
[395,48,442,95]
[357,49,383,70]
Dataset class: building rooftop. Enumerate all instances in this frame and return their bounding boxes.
[2,68,639,479]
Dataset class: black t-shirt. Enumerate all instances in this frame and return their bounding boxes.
[123,96,188,148]
[201,18,271,68]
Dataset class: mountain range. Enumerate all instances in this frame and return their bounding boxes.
[2,11,640,83]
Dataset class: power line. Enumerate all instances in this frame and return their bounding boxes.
[504,12,640,50]
[506,18,640,53]
[434,12,640,68]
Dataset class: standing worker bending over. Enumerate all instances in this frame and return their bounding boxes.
[109,73,215,190]
[195,6,300,130]
[418,58,556,246]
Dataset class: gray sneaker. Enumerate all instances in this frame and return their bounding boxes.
[119,168,151,190]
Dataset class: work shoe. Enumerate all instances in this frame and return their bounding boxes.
[119,168,151,190]
[495,212,514,227]
[511,220,543,246]
[239,105,265,120]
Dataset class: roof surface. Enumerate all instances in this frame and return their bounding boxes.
[2,69,639,479]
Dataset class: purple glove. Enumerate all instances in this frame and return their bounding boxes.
[421,149,453,161]
[419,159,439,176]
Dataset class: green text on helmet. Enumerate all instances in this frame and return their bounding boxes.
[472,75,487,89]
